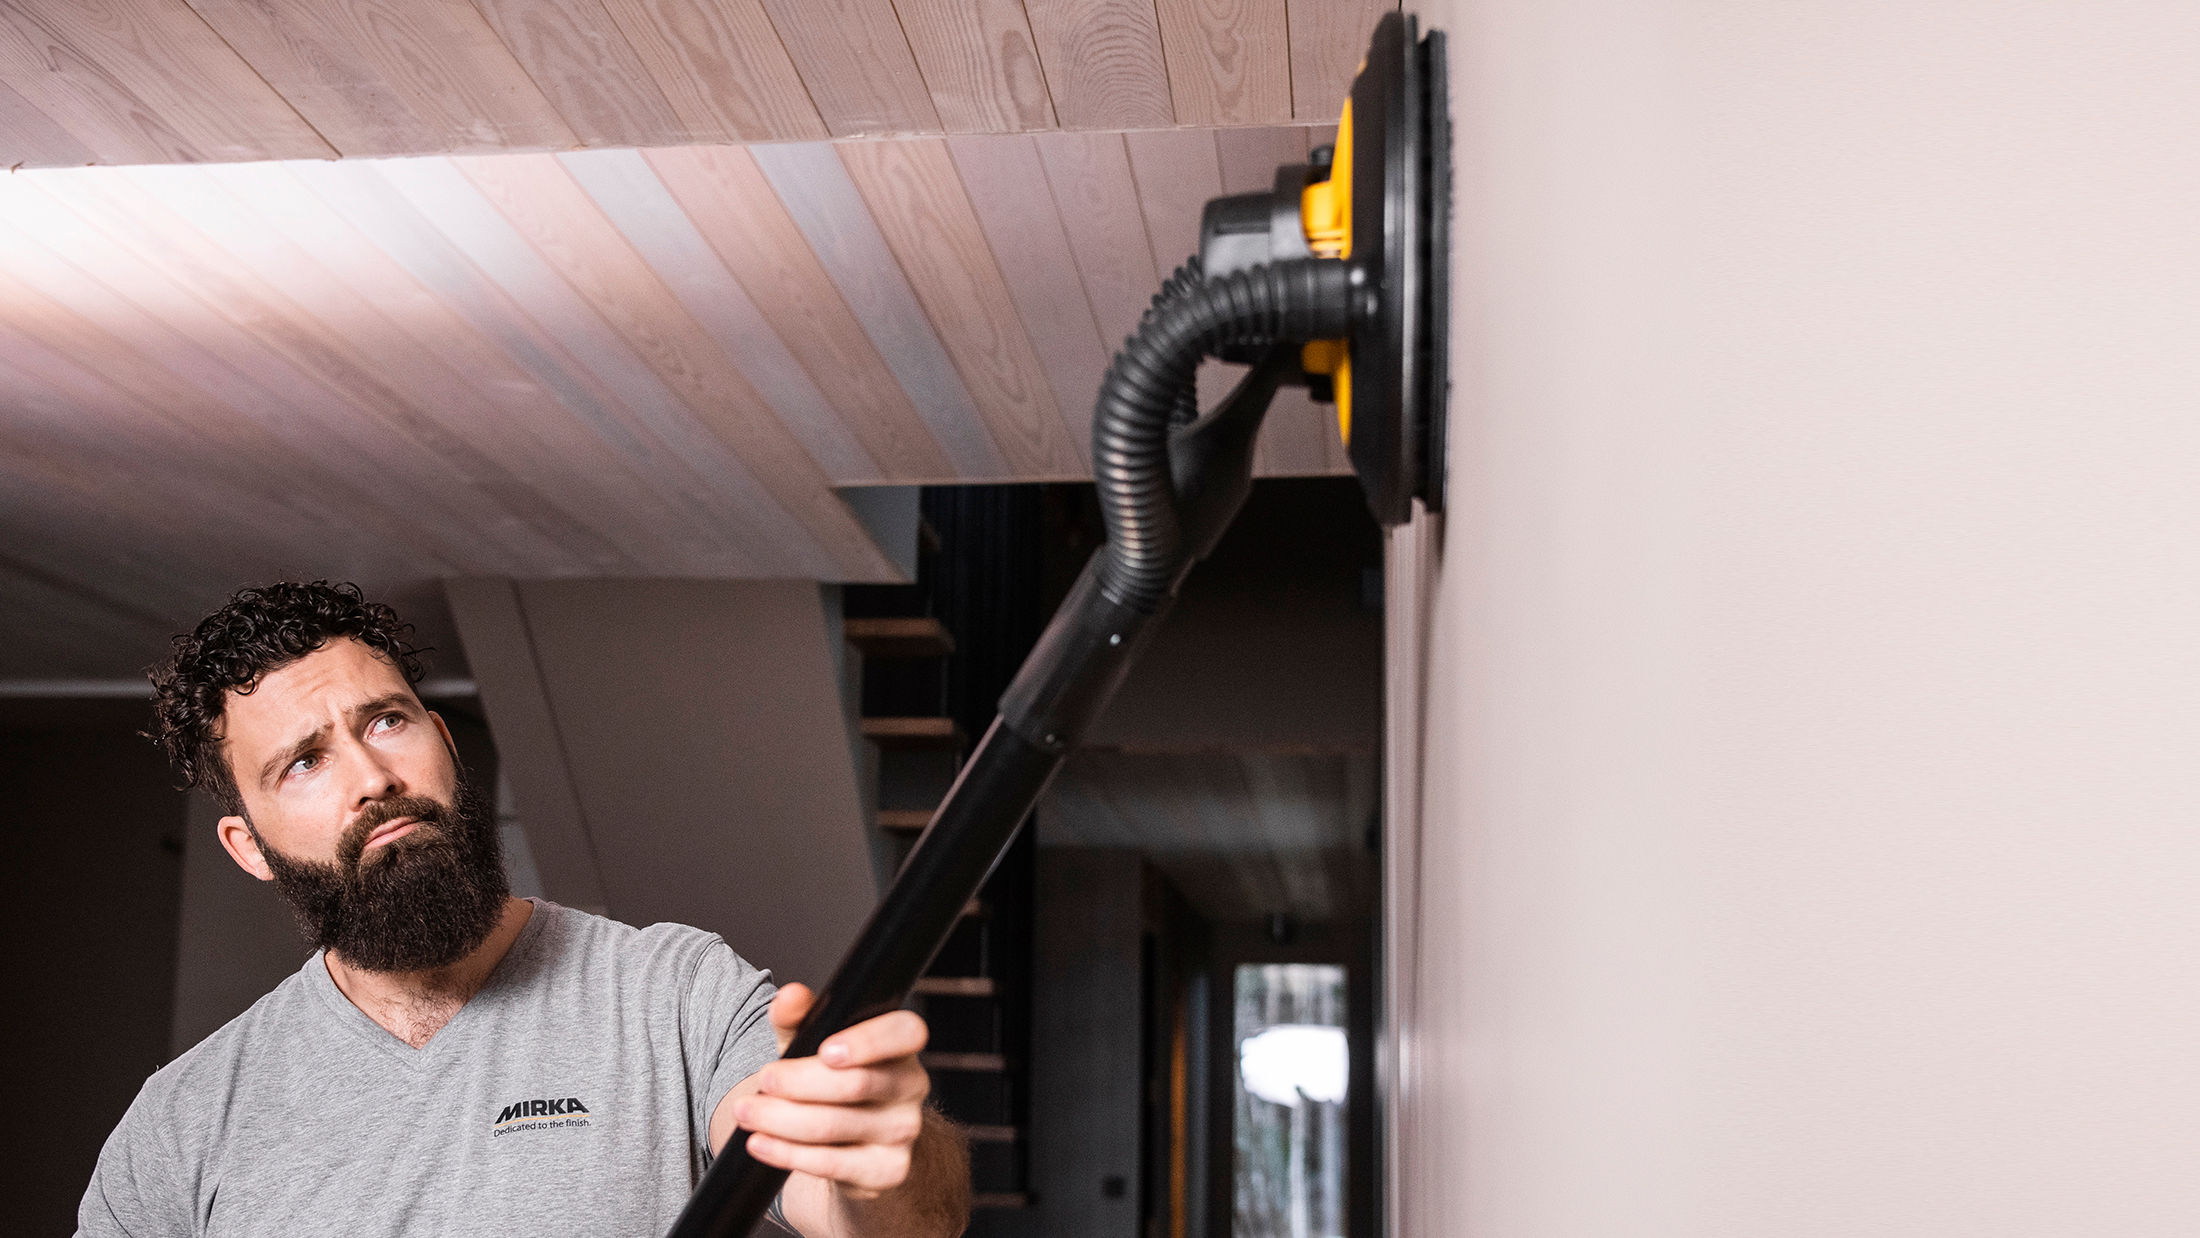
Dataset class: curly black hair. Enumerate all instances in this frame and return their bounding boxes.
[148,580,424,814]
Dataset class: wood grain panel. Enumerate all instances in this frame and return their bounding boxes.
[360,156,797,576]
[0,302,462,659]
[750,141,1005,476]
[188,160,711,566]
[643,144,955,479]
[894,0,1054,132]
[468,0,688,145]
[0,3,1386,173]
[22,168,585,573]
[1287,0,1393,121]
[120,161,648,572]
[0,1,332,164]
[839,138,1080,477]
[1035,131,1158,351]
[0,401,357,679]
[1214,122,1311,193]
[595,0,826,142]
[0,229,306,516]
[282,158,743,572]
[1155,0,1291,126]
[947,135,1104,469]
[0,174,509,572]
[754,0,937,136]
[450,154,899,577]
[556,148,875,481]
[0,305,375,595]
[1124,127,1224,282]
[1022,0,1173,129]
[0,76,95,167]
[181,0,574,155]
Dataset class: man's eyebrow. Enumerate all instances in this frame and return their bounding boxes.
[347,692,419,723]
[259,724,327,790]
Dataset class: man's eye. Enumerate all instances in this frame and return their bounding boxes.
[371,713,404,733]
[288,754,319,777]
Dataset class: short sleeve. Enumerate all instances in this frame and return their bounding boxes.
[679,938,795,1231]
[678,937,779,1153]
[77,1084,192,1238]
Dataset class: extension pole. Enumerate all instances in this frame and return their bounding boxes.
[662,714,1063,1236]
[664,341,1310,1238]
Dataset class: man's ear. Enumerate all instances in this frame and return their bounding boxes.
[217,814,274,882]
[427,709,468,778]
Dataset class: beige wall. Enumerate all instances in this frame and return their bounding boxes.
[449,578,880,990]
[169,791,303,1054]
[1393,1,2200,1233]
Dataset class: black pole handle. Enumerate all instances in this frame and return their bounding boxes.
[663,345,1295,1238]
[665,719,1063,1238]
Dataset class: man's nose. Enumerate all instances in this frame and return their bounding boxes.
[344,737,405,807]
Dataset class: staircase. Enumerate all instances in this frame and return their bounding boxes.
[842,487,1045,1224]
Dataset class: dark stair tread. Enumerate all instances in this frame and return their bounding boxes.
[859,716,965,749]
[877,808,932,831]
[921,1051,1008,1072]
[911,975,996,997]
[844,616,955,659]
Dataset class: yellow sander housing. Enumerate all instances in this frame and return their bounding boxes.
[1196,12,1450,526]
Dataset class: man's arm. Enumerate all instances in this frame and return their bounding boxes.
[710,984,972,1238]
[78,1079,194,1238]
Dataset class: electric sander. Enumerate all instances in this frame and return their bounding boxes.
[1198,11,1450,526]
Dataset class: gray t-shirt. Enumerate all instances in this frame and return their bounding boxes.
[78,900,780,1237]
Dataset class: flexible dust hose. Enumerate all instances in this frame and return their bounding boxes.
[662,255,1357,1238]
[1090,258,1358,614]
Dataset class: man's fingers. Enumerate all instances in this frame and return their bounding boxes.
[765,1002,925,1071]
[769,983,815,1032]
[767,983,814,1055]
[744,1132,913,1197]
[732,1094,925,1148]
[817,1009,928,1067]
[755,1055,927,1106]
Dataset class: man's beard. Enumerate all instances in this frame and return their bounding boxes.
[254,771,510,973]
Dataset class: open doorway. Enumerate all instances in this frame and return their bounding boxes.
[1022,477,1384,1238]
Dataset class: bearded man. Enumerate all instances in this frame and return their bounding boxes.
[78,581,968,1238]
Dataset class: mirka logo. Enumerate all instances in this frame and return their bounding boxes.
[490,1096,594,1137]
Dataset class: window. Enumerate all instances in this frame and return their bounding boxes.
[1232,963,1348,1238]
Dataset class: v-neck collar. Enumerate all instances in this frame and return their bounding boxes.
[303,898,556,1071]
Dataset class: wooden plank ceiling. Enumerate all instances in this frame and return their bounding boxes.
[0,0,1390,163]
[0,0,1392,679]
